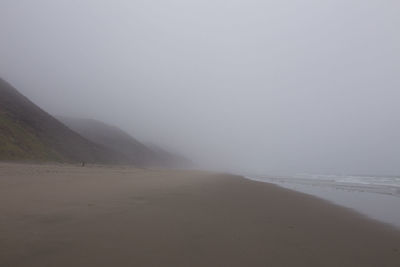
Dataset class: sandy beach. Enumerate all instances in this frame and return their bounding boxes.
[1,163,399,266]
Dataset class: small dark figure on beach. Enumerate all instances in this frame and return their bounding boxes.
[81,161,85,167]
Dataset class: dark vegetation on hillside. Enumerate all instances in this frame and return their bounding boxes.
[0,78,128,163]
[0,78,191,168]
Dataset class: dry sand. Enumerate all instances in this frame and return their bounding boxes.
[0,162,399,266]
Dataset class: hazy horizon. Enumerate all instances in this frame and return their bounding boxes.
[1,0,399,175]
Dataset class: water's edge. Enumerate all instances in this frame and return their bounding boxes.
[245,175,400,229]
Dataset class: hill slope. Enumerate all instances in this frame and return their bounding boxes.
[145,142,193,169]
[58,117,156,166]
[59,117,192,168]
[0,78,128,163]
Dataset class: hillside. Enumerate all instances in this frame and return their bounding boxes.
[58,117,156,166]
[0,78,128,163]
[145,142,193,169]
[58,117,192,168]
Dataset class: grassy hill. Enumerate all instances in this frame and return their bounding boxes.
[0,78,128,163]
[0,112,63,161]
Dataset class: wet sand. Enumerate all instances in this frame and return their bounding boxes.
[1,163,399,266]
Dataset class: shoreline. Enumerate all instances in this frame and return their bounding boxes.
[246,175,400,229]
[1,163,400,266]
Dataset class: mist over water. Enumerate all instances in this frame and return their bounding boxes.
[1,1,399,175]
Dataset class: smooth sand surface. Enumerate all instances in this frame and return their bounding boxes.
[1,163,400,266]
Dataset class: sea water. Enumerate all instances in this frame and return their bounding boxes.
[246,174,400,229]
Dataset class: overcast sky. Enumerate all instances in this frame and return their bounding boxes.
[1,0,399,175]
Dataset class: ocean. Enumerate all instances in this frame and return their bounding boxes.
[246,174,400,229]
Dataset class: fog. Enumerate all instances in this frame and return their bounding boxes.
[1,0,399,175]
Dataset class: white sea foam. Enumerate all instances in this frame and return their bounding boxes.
[294,173,400,187]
